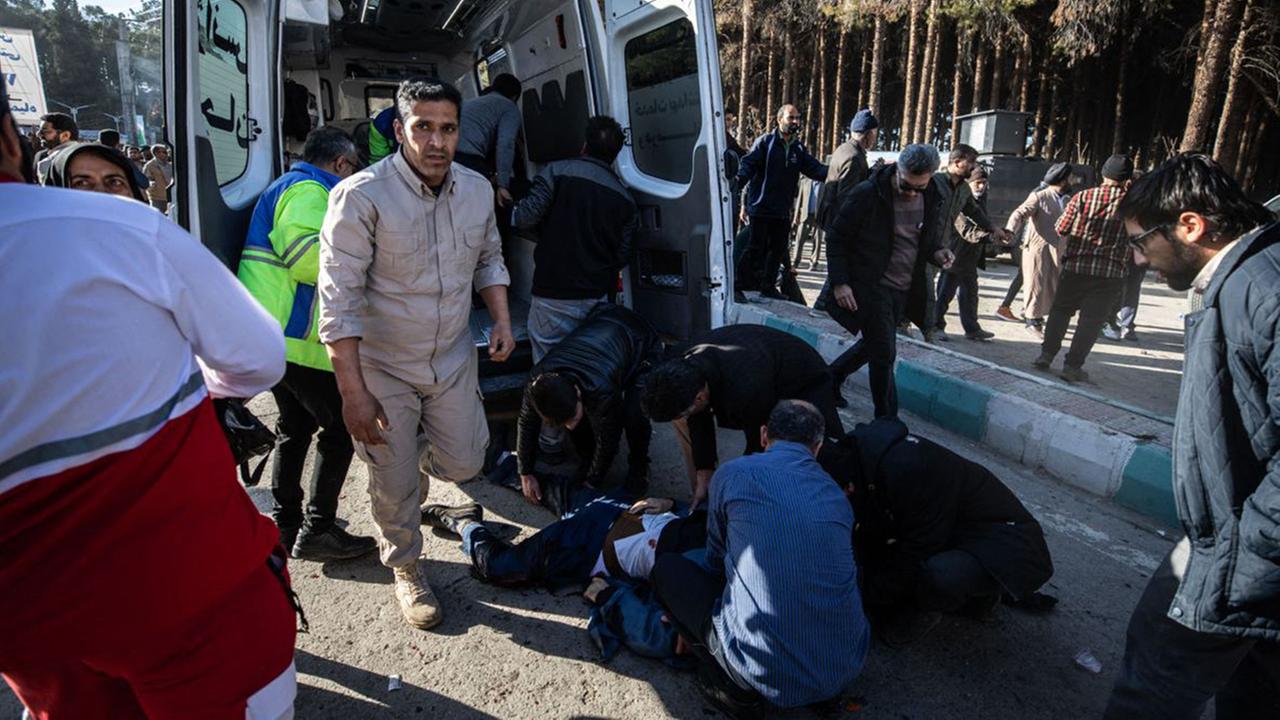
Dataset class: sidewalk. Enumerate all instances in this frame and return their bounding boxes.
[732,268,1180,528]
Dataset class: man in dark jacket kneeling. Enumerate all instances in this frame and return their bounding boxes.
[516,304,663,502]
[1105,155,1280,720]
[822,417,1054,646]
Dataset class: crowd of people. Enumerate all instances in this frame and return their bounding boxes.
[2,68,1278,719]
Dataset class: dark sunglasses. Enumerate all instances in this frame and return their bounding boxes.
[1127,224,1168,252]
[897,174,930,194]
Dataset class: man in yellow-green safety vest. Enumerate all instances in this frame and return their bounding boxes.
[238,126,377,561]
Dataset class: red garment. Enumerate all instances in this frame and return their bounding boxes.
[0,399,294,717]
[1054,184,1129,279]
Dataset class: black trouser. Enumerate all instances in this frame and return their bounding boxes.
[651,554,761,700]
[1104,548,1280,720]
[1002,245,1024,308]
[828,284,908,418]
[737,216,791,292]
[792,219,822,267]
[269,363,355,533]
[454,151,492,177]
[568,387,652,474]
[1040,272,1125,369]
[935,267,981,334]
[916,550,1000,613]
[1109,263,1146,331]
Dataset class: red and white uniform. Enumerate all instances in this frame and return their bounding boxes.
[0,183,295,719]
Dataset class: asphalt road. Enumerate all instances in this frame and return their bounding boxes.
[2,382,1181,719]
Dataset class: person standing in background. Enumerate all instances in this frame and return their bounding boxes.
[456,73,523,208]
[1005,163,1072,337]
[144,144,173,214]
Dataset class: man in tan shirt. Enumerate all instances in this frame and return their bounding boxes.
[318,79,514,630]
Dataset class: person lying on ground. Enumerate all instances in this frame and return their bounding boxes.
[822,417,1056,647]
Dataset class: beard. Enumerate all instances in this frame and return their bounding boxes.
[1161,240,1205,291]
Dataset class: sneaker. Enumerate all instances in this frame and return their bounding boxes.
[1101,325,1123,341]
[922,329,939,343]
[1123,329,1140,342]
[880,610,942,647]
[995,305,1019,322]
[394,561,443,630]
[1024,322,1044,339]
[965,329,995,341]
[933,329,951,342]
[420,502,483,536]
[1060,365,1090,383]
[1032,353,1053,370]
[292,524,377,561]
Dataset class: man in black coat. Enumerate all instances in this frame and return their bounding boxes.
[515,305,663,503]
[642,324,845,508]
[824,144,954,416]
[1105,155,1280,719]
[822,417,1054,646]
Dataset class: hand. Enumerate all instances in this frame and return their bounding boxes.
[691,469,713,510]
[342,387,389,446]
[488,321,515,362]
[628,497,675,515]
[495,187,513,208]
[738,207,748,226]
[995,228,1013,245]
[934,249,955,269]
[833,283,857,312]
[520,474,543,505]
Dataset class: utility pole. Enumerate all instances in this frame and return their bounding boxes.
[115,19,138,144]
[47,99,95,125]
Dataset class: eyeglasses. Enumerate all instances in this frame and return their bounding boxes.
[897,173,931,195]
[1127,224,1168,252]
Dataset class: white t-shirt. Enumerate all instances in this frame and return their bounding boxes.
[589,512,679,580]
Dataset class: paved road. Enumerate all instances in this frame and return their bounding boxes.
[2,385,1180,719]
[793,254,1185,419]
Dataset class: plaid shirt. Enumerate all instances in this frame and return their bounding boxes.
[1054,184,1129,278]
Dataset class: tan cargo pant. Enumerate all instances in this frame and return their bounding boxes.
[354,358,488,568]
[1021,236,1061,321]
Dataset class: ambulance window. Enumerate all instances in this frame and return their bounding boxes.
[623,18,701,184]
[196,0,249,186]
[365,85,396,117]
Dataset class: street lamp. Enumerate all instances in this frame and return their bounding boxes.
[47,99,95,125]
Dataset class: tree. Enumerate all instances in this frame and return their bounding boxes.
[831,22,852,150]
[913,0,941,143]
[1212,0,1258,170]
[736,0,757,143]
[900,0,924,144]
[1180,0,1247,150]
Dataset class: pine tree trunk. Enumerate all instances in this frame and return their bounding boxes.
[857,34,871,111]
[832,26,851,151]
[868,15,886,116]
[972,44,989,113]
[901,1,924,146]
[913,0,939,144]
[1063,71,1081,161]
[1212,0,1256,171]
[988,32,1006,110]
[1032,70,1049,156]
[1044,77,1062,159]
[736,0,756,144]
[922,25,942,143]
[1014,33,1031,112]
[817,24,830,155]
[1243,111,1267,190]
[950,28,968,145]
[1180,0,1246,151]
[1112,24,1132,154]
[1234,93,1259,181]
[1195,0,1219,69]
[781,28,795,106]
[805,34,821,144]
[764,27,778,133]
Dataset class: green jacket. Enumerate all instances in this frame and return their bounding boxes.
[238,162,341,371]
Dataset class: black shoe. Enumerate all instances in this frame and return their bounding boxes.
[292,524,377,561]
[1060,365,1090,383]
[1032,353,1053,370]
[624,463,650,497]
[421,502,483,536]
[695,664,765,720]
[965,329,995,341]
[759,287,786,300]
[879,610,942,647]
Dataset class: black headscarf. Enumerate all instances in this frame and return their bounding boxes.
[47,142,147,202]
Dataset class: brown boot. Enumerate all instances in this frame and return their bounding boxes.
[393,561,443,630]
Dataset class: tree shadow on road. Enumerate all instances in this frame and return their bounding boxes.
[294,648,501,719]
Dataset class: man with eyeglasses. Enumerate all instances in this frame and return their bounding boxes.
[735,104,828,300]
[1104,155,1280,719]
[1031,154,1134,383]
[824,144,952,416]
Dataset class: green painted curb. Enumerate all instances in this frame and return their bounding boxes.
[1114,443,1179,527]
[895,362,991,441]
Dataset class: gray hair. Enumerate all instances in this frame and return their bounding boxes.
[766,399,825,446]
[395,78,462,123]
[302,126,356,165]
[898,143,941,175]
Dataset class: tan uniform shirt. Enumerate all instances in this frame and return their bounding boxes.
[318,152,510,386]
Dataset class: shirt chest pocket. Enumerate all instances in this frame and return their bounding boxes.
[372,229,425,288]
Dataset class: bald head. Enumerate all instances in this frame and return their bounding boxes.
[777,104,801,137]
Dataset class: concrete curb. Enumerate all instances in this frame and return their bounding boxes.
[735,303,1179,527]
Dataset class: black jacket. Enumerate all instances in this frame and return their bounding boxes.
[824,163,944,327]
[512,156,638,300]
[815,139,871,228]
[682,324,842,470]
[1171,220,1280,641]
[826,418,1053,608]
[516,305,662,482]
[736,130,828,219]
[946,191,992,274]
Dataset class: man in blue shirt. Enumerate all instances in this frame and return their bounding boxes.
[651,400,869,716]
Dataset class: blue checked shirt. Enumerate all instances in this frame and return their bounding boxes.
[706,441,870,707]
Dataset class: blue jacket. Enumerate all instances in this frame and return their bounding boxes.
[736,130,827,219]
